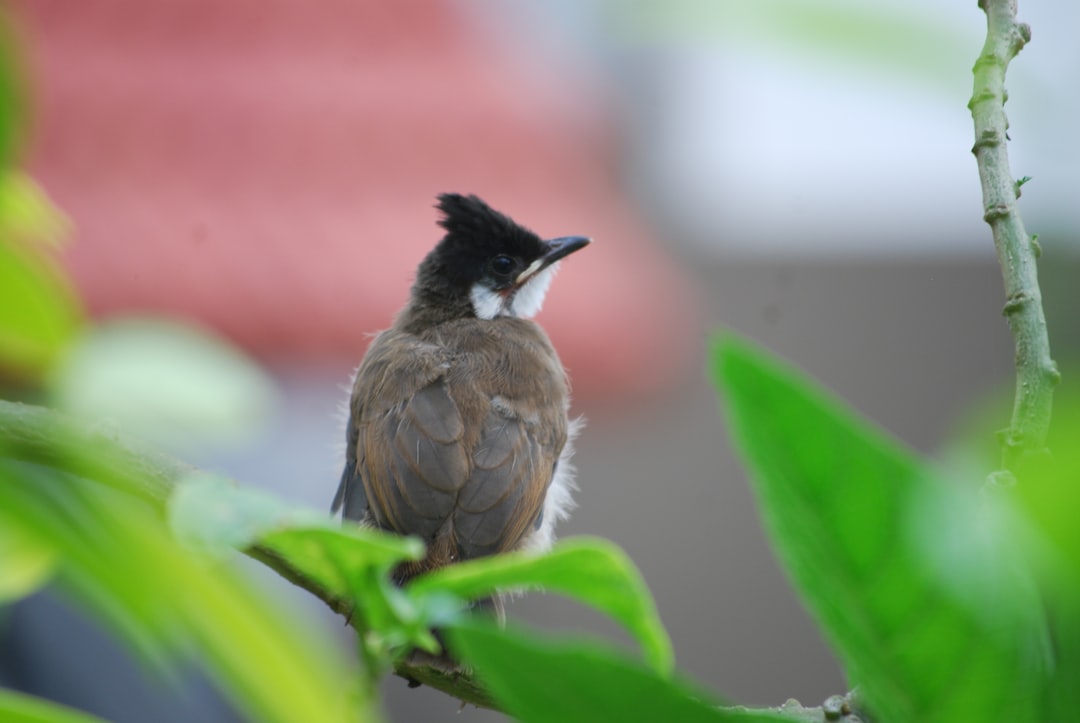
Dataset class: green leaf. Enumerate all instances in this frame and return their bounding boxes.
[0,459,362,723]
[408,536,673,675]
[709,333,1046,722]
[0,238,82,377]
[0,172,72,247]
[0,514,56,603]
[48,318,278,455]
[445,622,785,723]
[0,688,110,723]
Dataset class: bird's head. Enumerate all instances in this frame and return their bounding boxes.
[412,193,590,321]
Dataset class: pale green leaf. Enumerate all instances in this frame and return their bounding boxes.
[49,318,278,455]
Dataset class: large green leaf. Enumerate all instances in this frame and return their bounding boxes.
[0,459,363,723]
[0,689,109,723]
[409,536,673,675]
[446,622,794,723]
[710,334,1047,722]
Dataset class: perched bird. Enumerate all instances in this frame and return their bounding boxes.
[332,193,588,616]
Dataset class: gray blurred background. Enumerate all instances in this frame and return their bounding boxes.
[8,0,1080,721]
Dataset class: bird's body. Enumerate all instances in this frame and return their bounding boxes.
[332,194,587,595]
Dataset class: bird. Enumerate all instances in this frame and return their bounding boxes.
[331,193,588,619]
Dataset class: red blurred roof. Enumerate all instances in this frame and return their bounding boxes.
[17,0,697,401]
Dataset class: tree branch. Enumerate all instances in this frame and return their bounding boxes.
[0,399,865,719]
[968,0,1058,474]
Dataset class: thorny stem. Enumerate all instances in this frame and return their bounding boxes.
[968,0,1058,475]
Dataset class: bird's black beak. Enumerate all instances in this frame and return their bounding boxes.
[516,236,591,285]
[542,236,591,265]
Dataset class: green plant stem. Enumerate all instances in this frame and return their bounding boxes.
[968,0,1058,473]
[0,399,865,720]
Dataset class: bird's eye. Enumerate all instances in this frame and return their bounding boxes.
[490,255,515,277]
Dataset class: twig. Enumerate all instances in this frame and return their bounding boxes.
[968,0,1058,474]
[0,399,865,719]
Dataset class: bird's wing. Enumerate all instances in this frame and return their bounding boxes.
[331,330,456,529]
[453,400,563,558]
[361,379,470,542]
[336,323,567,561]
[330,410,367,520]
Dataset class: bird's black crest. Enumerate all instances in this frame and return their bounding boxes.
[406,194,550,319]
[435,193,544,259]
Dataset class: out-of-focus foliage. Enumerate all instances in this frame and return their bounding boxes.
[48,318,279,455]
[0,689,110,723]
[611,0,972,87]
[0,236,82,379]
[0,12,81,380]
[0,172,71,248]
[0,510,56,603]
[0,455,361,723]
[711,334,1080,722]
[0,10,27,170]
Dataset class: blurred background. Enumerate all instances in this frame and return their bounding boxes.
[3,0,1080,720]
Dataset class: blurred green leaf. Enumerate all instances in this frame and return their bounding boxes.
[612,0,971,89]
[0,459,362,723]
[169,472,329,557]
[0,10,28,170]
[49,318,278,455]
[0,172,72,247]
[0,688,110,723]
[0,238,83,377]
[710,333,1047,722]
[1011,392,1080,718]
[409,536,673,675]
[0,514,56,603]
[445,621,785,723]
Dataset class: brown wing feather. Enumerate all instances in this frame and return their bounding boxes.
[453,406,556,558]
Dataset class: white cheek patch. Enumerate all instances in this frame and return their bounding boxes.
[515,258,545,284]
[471,262,558,321]
[509,263,557,319]
[470,283,506,320]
